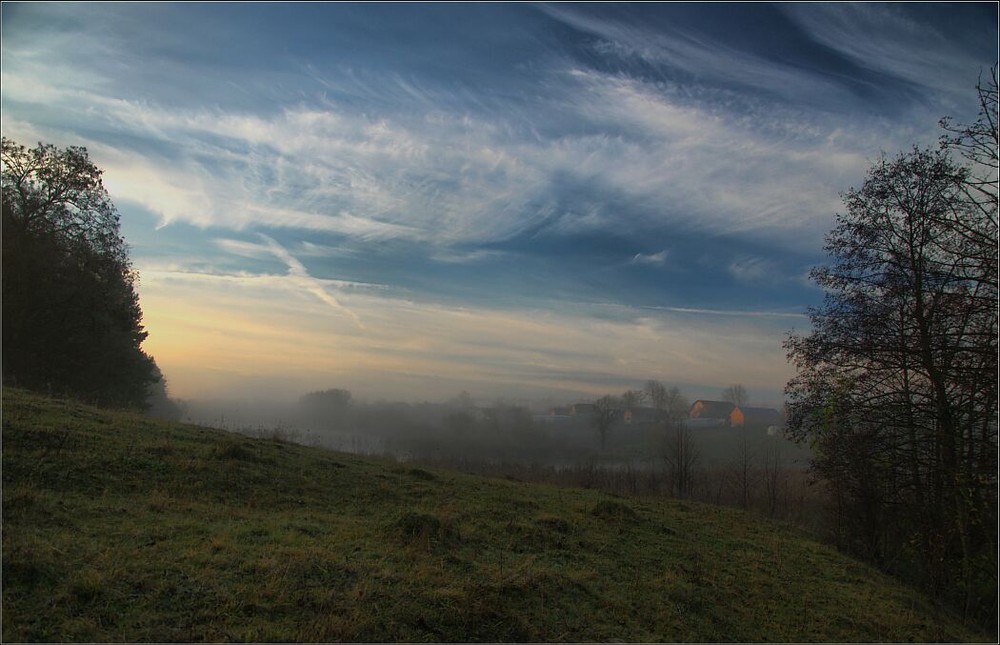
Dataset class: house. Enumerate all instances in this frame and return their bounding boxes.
[688,400,782,429]
[689,400,736,421]
[622,406,661,425]
[732,406,783,429]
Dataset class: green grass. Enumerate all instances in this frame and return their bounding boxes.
[2,388,991,642]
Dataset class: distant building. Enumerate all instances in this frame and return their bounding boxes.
[622,406,660,425]
[732,406,783,429]
[689,400,736,421]
[688,400,782,430]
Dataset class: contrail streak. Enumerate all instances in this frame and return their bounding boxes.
[258,234,365,329]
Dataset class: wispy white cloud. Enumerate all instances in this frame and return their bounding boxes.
[257,234,365,329]
[728,256,781,284]
[630,250,669,266]
[541,4,876,109]
[2,43,876,251]
[782,3,991,114]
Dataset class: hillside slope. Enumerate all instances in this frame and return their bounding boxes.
[2,388,990,642]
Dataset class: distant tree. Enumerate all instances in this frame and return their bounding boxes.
[591,395,619,450]
[644,379,668,412]
[620,389,646,409]
[663,424,698,500]
[649,381,695,498]
[448,390,475,410]
[645,380,688,422]
[785,73,998,623]
[300,388,352,414]
[727,427,757,511]
[663,385,689,423]
[761,439,786,518]
[2,138,158,407]
[721,384,748,408]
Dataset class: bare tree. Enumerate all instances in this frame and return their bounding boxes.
[620,389,647,410]
[591,395,619,451]
[727,428,757,511]
[663,385,688,423]
[663,421,699,499]
[644,379,668,412]
[761,439,785,518]
[652,384,696,498]
[721,384,748,409]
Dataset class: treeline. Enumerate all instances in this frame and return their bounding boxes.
[785,69,998,626]
[2,139,165,409]
[295,389,596,464]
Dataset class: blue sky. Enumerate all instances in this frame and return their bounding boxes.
[2,2,996,404]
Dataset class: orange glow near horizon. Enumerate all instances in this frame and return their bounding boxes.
[136,266,796,404]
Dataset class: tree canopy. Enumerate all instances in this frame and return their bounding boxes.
[784,70,998,626]
[2,138,160,408]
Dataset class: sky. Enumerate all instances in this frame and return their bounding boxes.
[2,2,996,406]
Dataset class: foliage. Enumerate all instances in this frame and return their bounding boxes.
[785,73,998,626]
[2,388,989,642]
[1,138,158,408]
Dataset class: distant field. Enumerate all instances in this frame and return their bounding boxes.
[2,388,991,642]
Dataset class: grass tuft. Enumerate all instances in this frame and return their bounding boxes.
[590,499,639,522]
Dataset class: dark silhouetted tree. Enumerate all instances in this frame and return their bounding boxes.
[785,72,997,623]
[2,138,158,407]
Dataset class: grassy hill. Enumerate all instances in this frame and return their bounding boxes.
[2,388,991,642]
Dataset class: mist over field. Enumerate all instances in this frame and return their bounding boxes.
[176,383,811,500]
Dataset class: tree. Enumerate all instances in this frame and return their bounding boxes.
[721,384,748,408]
[645,379,688,422]
[784,103,997,625]
[727,424,757,511]
[663,385,689,423]
[2,138,158,407]
[448,390,475,410]
[644,379,698,496]
[661,409,697,499]
[939,65,998,215]
[591,394,619,450]
[300,388,352,412]
[644,379,668,413]
[620,388,646,410]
